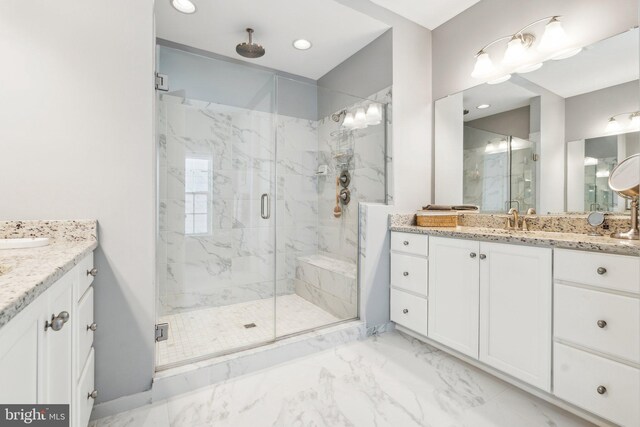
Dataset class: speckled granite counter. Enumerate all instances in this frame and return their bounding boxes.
[0,220,98,329]
[390,214,640,257]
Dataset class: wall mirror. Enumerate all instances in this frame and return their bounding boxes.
[435,23,639,214]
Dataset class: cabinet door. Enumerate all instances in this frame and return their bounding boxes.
[42,275,74,405]
[0,302,41,403]
[479,242,552,391]
[428,237,480,358]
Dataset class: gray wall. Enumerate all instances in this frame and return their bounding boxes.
[466,106,530,140]
[0,0,155,402]
[565,80,640,142]
[432,0,638,100]
[317,30,392,118]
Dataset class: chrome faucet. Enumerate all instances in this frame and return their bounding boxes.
[507,208,520,230]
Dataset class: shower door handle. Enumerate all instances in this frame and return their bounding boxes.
[261,193,270,219]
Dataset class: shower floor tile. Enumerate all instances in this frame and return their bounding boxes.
[156,294,340,367]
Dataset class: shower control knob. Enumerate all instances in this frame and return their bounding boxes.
[402,309,409,314]
[403,271,409,276]
[597,320,607,329]
[597,267,607,275]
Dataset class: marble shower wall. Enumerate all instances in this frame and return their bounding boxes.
[157,94,317,316]
[317,87,391,263]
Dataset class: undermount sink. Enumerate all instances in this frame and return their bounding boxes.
[0,237,50,250]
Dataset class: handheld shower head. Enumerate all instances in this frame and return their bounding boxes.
[236,28,265,59]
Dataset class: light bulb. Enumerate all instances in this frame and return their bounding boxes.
[539,17,568,52]
[515,63,543,73]
[503,36,527,64]
[353,108,367,129]
[171,0,196,14]
[487,74,511,85]
[342,113,354,129]
[471,51,494,79]
[365,103,382,125]
[605,117,621,133]
[630,113,640,129]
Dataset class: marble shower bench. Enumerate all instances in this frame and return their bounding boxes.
[294,254,357,320]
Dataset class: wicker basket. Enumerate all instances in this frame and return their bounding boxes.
[416,212,458,227]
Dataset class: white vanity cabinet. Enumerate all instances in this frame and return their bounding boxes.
[0,252,96,427]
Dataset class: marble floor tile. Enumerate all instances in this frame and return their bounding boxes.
[95,331,593,427]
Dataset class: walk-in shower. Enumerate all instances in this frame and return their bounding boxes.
[155,45,390,369]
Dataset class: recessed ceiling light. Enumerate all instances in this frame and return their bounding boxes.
[171,0,196,14]
[293,39,312,50]
[477,104,491,109]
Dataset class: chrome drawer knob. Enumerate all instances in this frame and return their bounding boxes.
[402,309,409,314]
[597,320,607,328]
[87,267,98,277]
[403,271,409,276]
[597,267,607,275]
[479,254,486,260]
[88,390,98,399]
[403,241,409,246]
[45,311,70,331]
[87,322,98,332]
[470,252,477,258]
[597,386,607,395]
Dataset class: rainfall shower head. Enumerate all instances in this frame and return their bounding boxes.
[236,28,265,59]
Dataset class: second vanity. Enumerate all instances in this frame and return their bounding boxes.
[389,215,640,427]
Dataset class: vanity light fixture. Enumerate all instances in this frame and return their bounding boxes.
[353,107,367,129]
[293,39,312,50]
[515,62,543,73]
[584,157,599,166]
[606,111,640,133]
[476,104,491,109]
[471,16,575,80]
[365,103,382,125]
[171,0,196,14]
[342,112,354,129]
[596,170,611,178]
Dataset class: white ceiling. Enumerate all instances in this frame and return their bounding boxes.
[155,0,390,80]
[463,81,538,121]
[369,0,481,30]
[523,28,639,98]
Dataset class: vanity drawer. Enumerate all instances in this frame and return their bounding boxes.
[554,249,640,294]
[390,288,427,336]
[554,343,640,427]
[555,284,639,363]
[76,253,96,300]
[391,232,428,256]
[77,348,95,427]
[76,287,95,378]
[391,253,428,296]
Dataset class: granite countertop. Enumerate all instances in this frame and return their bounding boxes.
[390,224,640,257]
[0,220,98,329]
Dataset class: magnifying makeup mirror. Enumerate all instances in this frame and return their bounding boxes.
[608,153,640,240]
[587,211,605,236]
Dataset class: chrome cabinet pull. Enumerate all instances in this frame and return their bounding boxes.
[597,267,607,275]
[87,322,98,332]
[45,311,70,331]
[403,241,409,246]
[479,254,487,260]
[403,271,409,277]
[597,320,607,328]
[597,386,607,395]
[470,252,477,258]
[87,267,98,277]
[260,193,270,219]
[402,309,409,314]
[88,390,98,399]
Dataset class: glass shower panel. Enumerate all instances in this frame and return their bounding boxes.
[510,137,537,212]
[274,78,389,337]
[156,46,277,369]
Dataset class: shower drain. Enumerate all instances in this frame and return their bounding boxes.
[244,323,257,329]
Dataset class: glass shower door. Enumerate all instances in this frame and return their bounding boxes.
[155,46,277,369]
